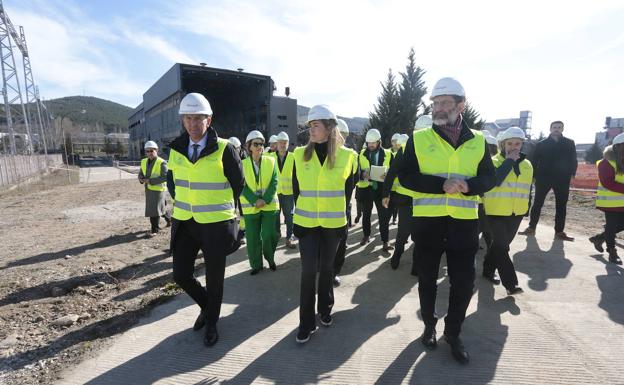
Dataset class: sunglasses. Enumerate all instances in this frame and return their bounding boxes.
[251,142,264,147]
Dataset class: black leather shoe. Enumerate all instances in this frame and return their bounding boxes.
[482,273,500,285]
[421,326,437,348]
[589,234,604,253]
[204,324,219,347]
[444,335,469,364]
[269,262,277,271]
[390,255,400,270]
[507,287,524,295]
[193,309,206,331]
[250,268,261,275]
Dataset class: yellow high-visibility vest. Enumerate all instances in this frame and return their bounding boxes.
[596,159,624,208]
[168,138,236,223]
[240,155,280,215]
[140,157,166,192]
[356,148,392,188]
[412,128,484,219]
[391,145,414,197]
[482,154,533,216]
[343,146,358,176]
[269,152,295,195]
[293,146,354,228]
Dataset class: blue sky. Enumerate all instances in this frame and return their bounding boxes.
[6,0,624,143]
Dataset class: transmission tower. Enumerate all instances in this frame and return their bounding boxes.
[20,26,46,155]
[0,0,33,154]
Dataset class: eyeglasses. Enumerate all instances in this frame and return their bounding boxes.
[145,149,156,153]
[432,100,456,109]
[251,142,264,147]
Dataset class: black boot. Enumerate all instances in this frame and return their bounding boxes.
[589,234,605,253]
[607,248,622,265]
[444,334,470,364]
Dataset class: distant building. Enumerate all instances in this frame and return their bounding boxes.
[595,116,624,148]
[128,63,297,159]
[484,111,532,137]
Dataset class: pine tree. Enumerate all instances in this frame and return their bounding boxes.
[398,48,427,133]
[462,102,485,130]
[368,69,401,147]
[584,142,603,164]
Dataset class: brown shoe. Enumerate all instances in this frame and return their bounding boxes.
[360,236,370,246]
[518,227,535,236]
[383,242,394,252]
[286,239,297,249]
[555,232,574,241]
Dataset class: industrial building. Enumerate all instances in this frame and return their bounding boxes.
[128,63,297,159]
[483,110,532,138]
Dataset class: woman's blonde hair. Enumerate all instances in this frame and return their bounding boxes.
[614,144,624,175]
[304,119,344,168]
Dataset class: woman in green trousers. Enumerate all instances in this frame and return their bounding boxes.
[241,130,280,275]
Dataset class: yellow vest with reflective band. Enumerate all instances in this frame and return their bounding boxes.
[356,148,392,188]
[269,152,295,195]
[343,146,358,176]
[596,160,624,208]
[141,157,166,192]
[293,146,354,228]
[482,154,533,216]
[240,156,280,215]
[168,138,236,223]
[391,145,415,197]
[412,128,484,219]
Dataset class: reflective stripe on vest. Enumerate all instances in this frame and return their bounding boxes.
[596,159,624,208]
[482,154,533,216]
[293,146,353,228]
[141,157,166,192]
[390,147,414,197]
[169,138,236,223]
[240,155,279,215]
[356,148,392,188]
[411,128,484,219]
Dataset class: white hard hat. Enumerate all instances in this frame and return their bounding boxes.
[179,92,213,115]
[337,118,349,134]
[246,130,265,143]
[613,132,624,145]
[365,128,382,143]
[414,115,433,130]
[144,140,158,150]
[400,134,410,144]
[228,136,241,148]
[306,104,336,124]
[268,135,278,144]
[276,131,289,142]
[430,77,465,99]
[496,131,505,142]
[499,126,526,142]
[391,133,401,142]
[483,131,498,145]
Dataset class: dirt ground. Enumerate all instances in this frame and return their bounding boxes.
[0,171,607,385]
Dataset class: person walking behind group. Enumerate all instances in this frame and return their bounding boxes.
[588,133,624,265]
[333,118,359,286]
[293,105,355,343]
[519,121,577,241]
[139,141,171,235]
[229,136,247,244]
[358,128,394,251]
[389,133,403,225]
[270,131,297,249]
[241,130,280,275]
[482,127,532,294]
[396,77,495,364]
[167,93,244,347]
[479,131,500,283]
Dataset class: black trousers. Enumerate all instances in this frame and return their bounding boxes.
[604,211,624,250]
[529,177,570,232]
[392,204,413,260]
[478,204,494,275]
[172,218,236,326]
[412,216,478,337]
[150,215,171,232]
[483,215,523,290]
[361,188,390,242]
[299,228,341,332]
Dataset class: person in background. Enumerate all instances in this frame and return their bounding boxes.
[229,136,247,244]
[482,127,531,294]
[333,118,359,286]
[357,128,394,251]
[167,92,244,347]
[479,131,500,284]
[138,140,171,235]
[241,130,280,274]
[267,135,278,153]
[293,105,355,344]
[270,131,297,249]
[519,121,577,241]
[589,133,624,265]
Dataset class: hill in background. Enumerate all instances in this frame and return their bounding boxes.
[46,96,132,134]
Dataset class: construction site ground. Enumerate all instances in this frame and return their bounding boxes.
[0,168,622,384]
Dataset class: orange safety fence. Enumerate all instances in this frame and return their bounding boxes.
[571,163,599,190]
